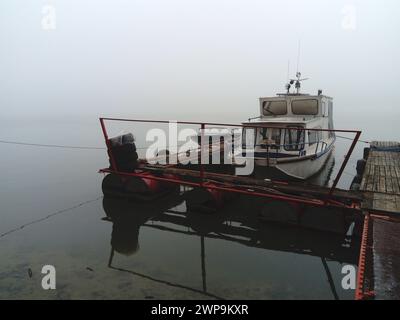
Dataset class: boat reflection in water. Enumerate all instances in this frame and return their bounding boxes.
[101,171,360,299]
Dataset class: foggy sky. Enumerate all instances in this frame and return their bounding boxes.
[1,0,399,122]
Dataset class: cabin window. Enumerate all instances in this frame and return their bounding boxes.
[262,101,287,116]
[284,127,305,151]
[291,99,318,115]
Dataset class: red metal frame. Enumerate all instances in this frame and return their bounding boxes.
[99,117,361,207]
[100,167,336,207]
[355,213,374,300]
[100,118,361,188]
[355,213,368,300]
[99,117,361,133]
[330,130,361,195]
[100,118,118,171]
[99,117,369,300]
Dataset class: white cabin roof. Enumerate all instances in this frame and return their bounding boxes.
[242,117,319,126]
[259,94,333,101]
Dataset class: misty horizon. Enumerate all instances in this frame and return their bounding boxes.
[1,0,399,125]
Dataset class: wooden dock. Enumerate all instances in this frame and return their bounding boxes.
[356,141,400,300]
[360,141,400,214]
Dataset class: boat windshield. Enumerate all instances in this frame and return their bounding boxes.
[257,128,281,149]
[284,127,305,151]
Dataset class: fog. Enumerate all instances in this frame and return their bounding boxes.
[1,0,399,122]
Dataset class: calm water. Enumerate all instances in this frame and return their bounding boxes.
[0,113,397,299]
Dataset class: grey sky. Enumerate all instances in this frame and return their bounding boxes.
[1,0,399,121]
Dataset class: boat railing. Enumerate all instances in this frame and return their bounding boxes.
[99,117,361,195]
[252,139,329,156]
[244,141,328,168]
[314,141,328,157]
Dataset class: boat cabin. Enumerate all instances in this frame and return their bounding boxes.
[242,94,335,156]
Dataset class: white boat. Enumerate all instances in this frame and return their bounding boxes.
[239,72,336,180]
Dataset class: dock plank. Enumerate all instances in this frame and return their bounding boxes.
[366,164,375,191]
[361,141,400,214]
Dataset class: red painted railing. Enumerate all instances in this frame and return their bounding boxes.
[99,117,361,201]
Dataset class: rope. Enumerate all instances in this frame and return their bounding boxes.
[0,139,155,150]
[0,139,106,150]
[0,196,103,239]
[336,135,370,144]
[0,139,197,151]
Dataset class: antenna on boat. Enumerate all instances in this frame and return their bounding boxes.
[285,60,291,94]
[284,42,309,94]
[296,40,301,75]
[287,60,290,82]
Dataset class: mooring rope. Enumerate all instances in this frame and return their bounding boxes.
[0,139,155,150]
[0,139,190,151]
[0,196,103,239]
[0,139,106,150]
[336,135,370,144]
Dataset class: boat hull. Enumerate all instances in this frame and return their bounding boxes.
[255,146,334,180]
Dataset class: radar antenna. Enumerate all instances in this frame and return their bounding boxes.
[285,72,309,94]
